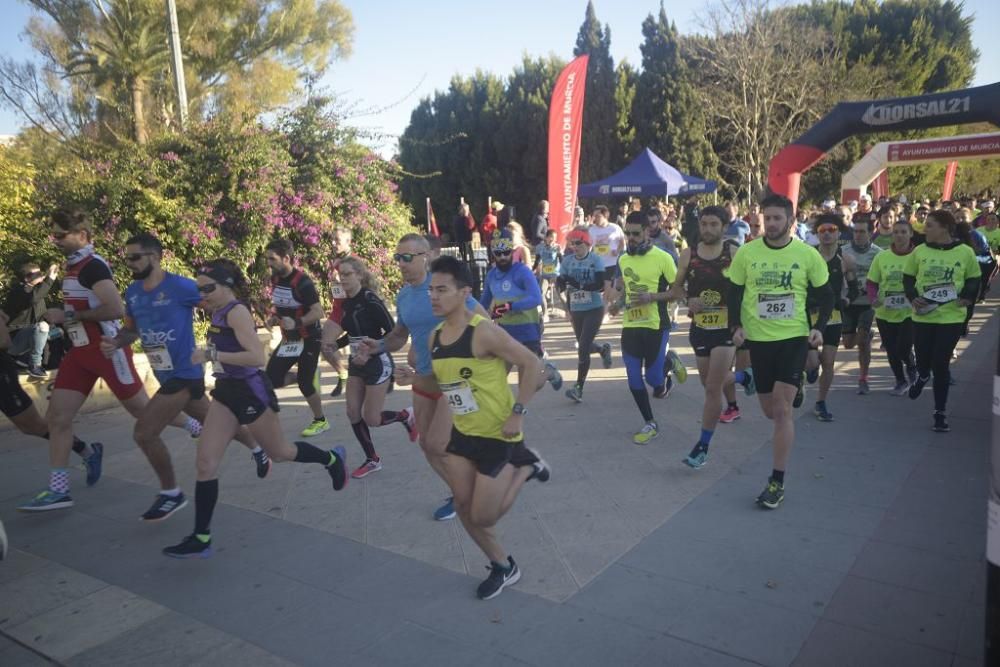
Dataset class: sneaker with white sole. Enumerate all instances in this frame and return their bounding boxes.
[633,421,659,445]
[402,407,419,443]
[433,497,456,521]
[351,458,382,479]
[476,556,521,600]
[18,489,73,512]
[141,493,188,522]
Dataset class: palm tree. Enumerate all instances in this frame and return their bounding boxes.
[64,0,169,144]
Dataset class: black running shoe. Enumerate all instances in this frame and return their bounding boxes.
[140,493,188,522]
[653,376,673,399]
[792,384,805,409]
[526,448,550,483]
[932,412,950,433]
[326,446,348,491]
[163,534,213,559]
[756,479,784,509]
[252,449,271,479]
[330,377,344,398]
[908,375,929,400]
[600,343,613,369]
[476,556,521,600]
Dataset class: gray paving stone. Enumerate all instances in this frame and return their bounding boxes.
[0,549,49,586]
[634,634,762,667]
[502,607,659,666]
[954,601,986,661]
[873,511,985,561]
[5,584,167,661]
[619,535,743,583]
[0,563,107,629]
[665,588,818,666]
[65,611,243,666]
[567,563,707,634]
[349,621,529,667]
[849,540,981,601]
[0,637,53,667]
[791,619,953,667]
[822,575,965,652]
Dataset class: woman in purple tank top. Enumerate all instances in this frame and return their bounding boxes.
[162,259,349,560]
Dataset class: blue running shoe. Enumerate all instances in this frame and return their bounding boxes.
[434,496,456,521]
[683,442,709,469]
[18,489,74,512]
[741,368,756,396]
[805,368,819,385]
[814,401,834,422]
[544,362,563,391]
[85,442,104,487]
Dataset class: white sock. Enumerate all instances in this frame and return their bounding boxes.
[161,488,182,497]
[251,446,263,453]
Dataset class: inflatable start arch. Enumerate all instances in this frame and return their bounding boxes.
[840,132,1000,202]
[767,82,1000,205]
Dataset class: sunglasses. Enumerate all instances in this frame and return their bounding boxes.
[125,252,153,262]
[493,250,512,257]
[817,225,839,234]
[23,270,42,280]
[393,252,426,263]
[197,283,218,294]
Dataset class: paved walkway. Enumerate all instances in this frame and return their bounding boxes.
[0,301,992,666]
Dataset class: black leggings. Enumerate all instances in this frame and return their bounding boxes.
[570,307,605,387]
[912,321,963,412]
[875,318,915,384]
[266,338,321,398]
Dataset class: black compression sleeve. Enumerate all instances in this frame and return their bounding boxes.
[959,276,981,302]
[728,284,745,330]
[902,275,919,301]
[808,282,834,330]
[579,269,605,292]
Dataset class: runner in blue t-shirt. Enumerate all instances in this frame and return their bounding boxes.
[101,234,269,523]
[355,233,484,521]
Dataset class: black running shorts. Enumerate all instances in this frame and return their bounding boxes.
[746,337,809,394]
[446,428,539,478]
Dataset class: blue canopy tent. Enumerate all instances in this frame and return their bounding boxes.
[577,147,717,198]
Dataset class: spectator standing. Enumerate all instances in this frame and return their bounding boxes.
[2,261,58,377]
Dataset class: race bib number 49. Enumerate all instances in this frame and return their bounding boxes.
[757,293,794,320]
[439,380,479,415]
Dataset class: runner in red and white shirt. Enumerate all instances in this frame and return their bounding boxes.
[18,210,198,513]
[321,225,353,397]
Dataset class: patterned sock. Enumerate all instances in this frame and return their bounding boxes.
[49,468,70,494]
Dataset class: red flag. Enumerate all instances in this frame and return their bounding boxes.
[942,161,958,201]
[547,55,589,245]
[426,198,439,237]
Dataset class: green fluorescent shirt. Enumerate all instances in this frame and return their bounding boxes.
[618,246,677,330]
[728,237,829,342]
[902,243,979,324]
[981,227,1000,253]
[867,249,912,323]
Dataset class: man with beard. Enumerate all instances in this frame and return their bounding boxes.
[101,233,269,521]
[669,206,754,467]
[608,211,678,445]
[264,239,330,437]
[480,229,563,390]
[728,195,831,509]
[19,213,200,512]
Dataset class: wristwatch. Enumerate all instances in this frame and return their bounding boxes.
[512,402,527,416]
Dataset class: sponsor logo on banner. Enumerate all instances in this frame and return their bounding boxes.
[861,96,971,127]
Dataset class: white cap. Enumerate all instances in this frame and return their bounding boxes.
[822,199,836,209]
[860,193,872,201]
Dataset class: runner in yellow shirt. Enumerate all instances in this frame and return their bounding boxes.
[728,194,831,509]
[867,219,917,396]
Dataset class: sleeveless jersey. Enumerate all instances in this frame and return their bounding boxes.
[208,301,257,379]
[808,247,845,325]
[843,243,881,306]
[270,268,321,340]
[686,241,735,331]
[62,251,119,347]
[431,314,519,443]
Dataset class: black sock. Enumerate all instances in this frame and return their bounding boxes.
[312,415,326,422]
[630,388,654,422]
[46,433,90,457]
[380,410,404,425]
[194,479,219,536]
[771,469,785,485]
[351,420,378,461]
[294,441,331,465]
[577,359,591,386]
[727,401,738,409]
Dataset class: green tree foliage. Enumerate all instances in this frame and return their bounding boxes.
[0,0,354,144]
[2,100,410,313]
[573,0,619,184]
[631,4,716,180]
[613,61,638,166]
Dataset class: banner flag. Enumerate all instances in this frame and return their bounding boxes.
[942,161,958,201]
[426,198,439,238]
[547,55,589,245]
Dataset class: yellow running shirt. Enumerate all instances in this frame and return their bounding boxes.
[617,246,677,330]
[902,243,979,325]
[728,237,829,342]
[867,248,913,324]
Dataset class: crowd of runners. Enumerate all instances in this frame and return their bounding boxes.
[0,191,993,599]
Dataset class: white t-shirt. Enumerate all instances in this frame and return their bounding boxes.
[588,222,625,270]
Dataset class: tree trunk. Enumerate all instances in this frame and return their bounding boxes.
[131,78,147,144]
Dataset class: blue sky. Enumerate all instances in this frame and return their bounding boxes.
[2,0,998,151]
